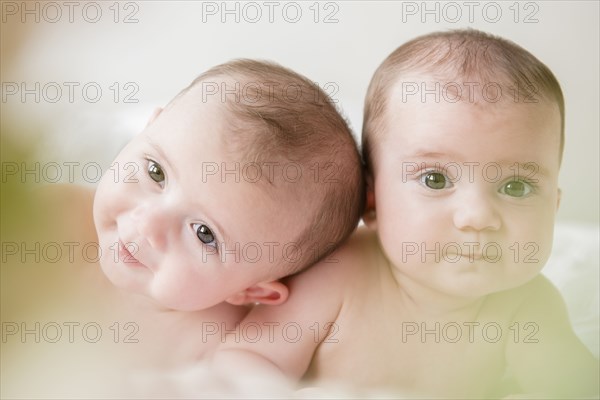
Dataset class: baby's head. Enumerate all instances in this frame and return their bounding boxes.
[93,60,364,310]
[362,29,564,298]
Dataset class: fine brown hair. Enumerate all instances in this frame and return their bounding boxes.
[175,59,365,276]
[363,29,565,173]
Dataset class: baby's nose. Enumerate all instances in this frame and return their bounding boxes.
[452,189,501,232]
[131,203,172,251]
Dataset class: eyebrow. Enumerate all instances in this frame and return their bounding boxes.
[146,136,232,246]
[408,151,450,159]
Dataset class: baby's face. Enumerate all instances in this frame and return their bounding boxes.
[93,93,305,311]
[371,84,562,298]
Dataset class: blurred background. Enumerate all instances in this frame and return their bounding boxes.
[1,0,598,223]
[1,2,598,397]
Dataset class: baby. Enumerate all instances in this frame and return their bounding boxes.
[92,59,364,313]
[211,30,599,398]
[2,59,364,396]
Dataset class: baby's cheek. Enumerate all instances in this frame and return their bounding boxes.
[508,217,554,269]
[156,262,211,309]
[97,167,136,210]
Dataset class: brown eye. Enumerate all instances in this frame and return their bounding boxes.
[147,161,165,184]
[193,223,216,247]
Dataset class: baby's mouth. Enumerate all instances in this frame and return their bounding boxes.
[446,252,485,262]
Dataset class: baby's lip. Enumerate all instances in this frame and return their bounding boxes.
[448,253,484,261]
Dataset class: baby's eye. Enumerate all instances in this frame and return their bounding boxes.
[147,160,165,185]
[499,180,533,198]
[192,223,217,248]
[420,171,452,190]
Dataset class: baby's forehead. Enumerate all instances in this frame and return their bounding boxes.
[388,73,547,106]
[385,73,560,127]
[387,94,560,137]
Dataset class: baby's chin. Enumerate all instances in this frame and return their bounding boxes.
[97,254,146,293]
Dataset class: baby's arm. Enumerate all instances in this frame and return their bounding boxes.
[210,250,350,393]
[506,275,599,398]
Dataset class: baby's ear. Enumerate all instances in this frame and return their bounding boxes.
[361,173,377,230]
[225,281,289,306]
[145,107,163,127]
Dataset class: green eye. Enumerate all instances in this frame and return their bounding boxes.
[147,161,165,184]
[500,181,532,197]
[421,172,451,190]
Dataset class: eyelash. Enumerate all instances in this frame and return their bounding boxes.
[143,158,221,252]
[499,177,539,197]
[415,167,539,196]
[191,223,219,252]
[417,167,454,188]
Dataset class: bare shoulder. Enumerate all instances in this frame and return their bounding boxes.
[475,275,567,331]
[502,277,599,397]
[262,226,382,330]
[330,225,381,264]
[284,226,381,295]
[488,275,562,310]
[213,229,383,380]
[511,275,565,317]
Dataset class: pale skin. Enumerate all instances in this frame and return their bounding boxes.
[213,80,599,398]
[3,83,320,395]
[3,188,250,398]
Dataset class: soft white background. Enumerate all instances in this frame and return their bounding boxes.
[2,0,598,224]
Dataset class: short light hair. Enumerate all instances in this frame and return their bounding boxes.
[363,29,565,173]
[174,59,365,276]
